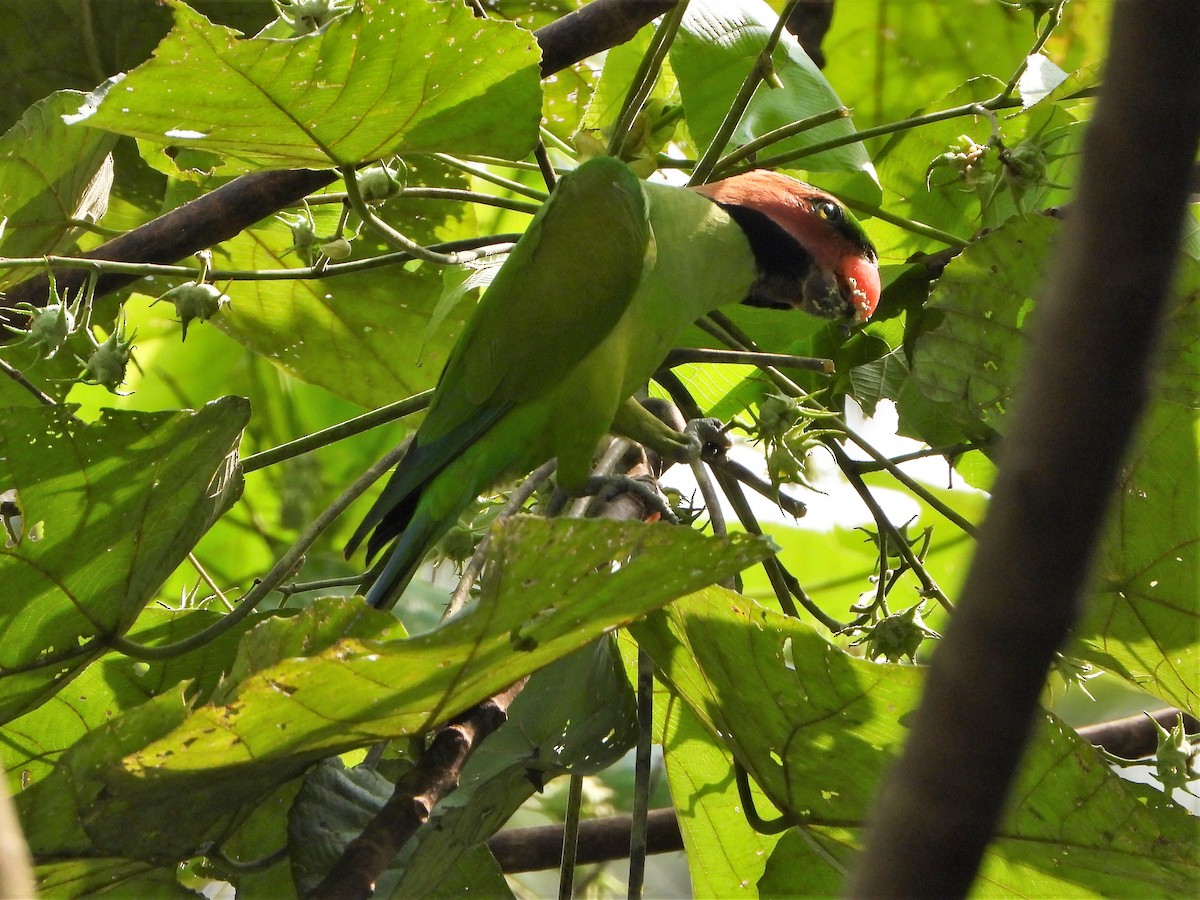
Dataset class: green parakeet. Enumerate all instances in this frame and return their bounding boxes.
[347,157,880,609]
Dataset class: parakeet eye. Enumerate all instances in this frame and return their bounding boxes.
[813,199,842,222]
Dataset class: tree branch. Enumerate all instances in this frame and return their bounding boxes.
[475,708,1198,874]
[311,680,528,900]
[850,3,1200,897]
[489,808,683,873]
[1076,709,1199,761]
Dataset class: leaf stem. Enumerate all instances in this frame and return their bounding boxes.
[690,0,806,185]
[608,0,692,159]
[240,390,433,472]
[342,166,485,265]
[101,441,410,661]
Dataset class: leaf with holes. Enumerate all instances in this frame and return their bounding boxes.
[1079,404,1199,710]
[633,587,1197,896]
[66,0,542,172]
[17,518,773,861]
[911,215,1060,435]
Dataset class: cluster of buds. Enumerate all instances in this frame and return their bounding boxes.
[77,314,136,394]
[748,394,839,490]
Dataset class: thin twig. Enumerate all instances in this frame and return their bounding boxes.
[828,441,952,612]
[558,774,585,900]
[608,1,692,159]
[241,391,433,473]
[188,551,234,612]
[662,346,834,373]
[431,155,549,201]
[628,650,655,899]
[690,0,805,185]
[712,107,851,177]
[0,235,519,283]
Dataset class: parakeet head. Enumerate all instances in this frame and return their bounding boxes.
[691,170,881,323]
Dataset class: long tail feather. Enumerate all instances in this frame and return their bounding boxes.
[363,510,441,610]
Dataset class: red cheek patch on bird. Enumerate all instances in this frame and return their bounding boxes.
[842,255,881,322]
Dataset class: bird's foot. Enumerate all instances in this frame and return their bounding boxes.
[673,416,733,464]
[577,473,680,524]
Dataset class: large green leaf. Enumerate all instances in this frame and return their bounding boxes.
[0,91,117,290]
[1080,404,1199,712]
[634,588,1197,896]
[0,607,270,793]
[0,398,247,725]
[17,518,773,861]
[910,214,1060,435]
[671,0,878,201]
[67,0,543,171]
[660,693,789,898]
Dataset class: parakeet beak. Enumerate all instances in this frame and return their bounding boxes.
[836,253,882,324]
[691,170,881,324]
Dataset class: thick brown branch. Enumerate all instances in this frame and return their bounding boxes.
[489,807,683,873]
[0,0,679,338]
[535,0,675,76]
[310,680,528,900]
[850,3,1200,897]
[1077,709,1199,761]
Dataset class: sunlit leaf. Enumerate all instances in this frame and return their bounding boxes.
[634,588,1198,896]
[67,0,542,171]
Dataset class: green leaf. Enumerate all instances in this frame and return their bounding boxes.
[34,858,196,898]
[292,639,636,895]
[660,694,787,898]
[0,91,117,290]
[634,588,1198,896]
[1081,404,1199,711]
[850,348,910,416]
[911,214,1060,434]
[68,0,542,171]
[672,0,877,200]
[17,518,773,861]
[0,398,248,725]
[0,607,264,791]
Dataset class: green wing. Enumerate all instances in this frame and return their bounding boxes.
[347,157,651,559]
[420,156,652,442]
